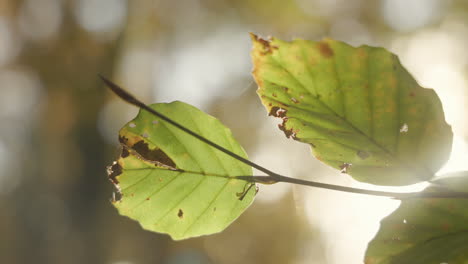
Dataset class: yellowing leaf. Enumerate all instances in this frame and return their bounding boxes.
[251,34,452,185]
[108,101,256,240]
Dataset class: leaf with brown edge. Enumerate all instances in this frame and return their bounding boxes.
[107,101,256,240]
[251,34,452,186]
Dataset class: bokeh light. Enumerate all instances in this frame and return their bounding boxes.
[18,0,63,41]
[0,17,20,66]
[2,1,468,263]
[152,25,251,109]
[74,0,127,39]
[381,0,450,32]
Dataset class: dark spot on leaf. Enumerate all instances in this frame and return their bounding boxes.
[107,161,122,184]
[318,42,334,58]
[131,193,134,197]
[178,209,184,219]
[269,106,287,118]
[339,163,352,173]
[357,150,370,159]
[272,93,277,97]
[282,87,289,92]
[132,140,176,168]
[119,135,128,144]
[278,119,298,139]
[252,34,277,55]
[121,148,130,158]
[146,197,150,200]
[213,207,216,212]
[409,92,415,97]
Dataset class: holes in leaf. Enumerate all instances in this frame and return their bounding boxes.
[400,123,408,133]
[340,163,352,173]
[278,119,298,139]
[129,122,136,128]
[107,161,122,184]
[269,106,287,118]
[251,34,277,55]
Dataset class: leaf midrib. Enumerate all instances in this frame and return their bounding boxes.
[263,45,433,179]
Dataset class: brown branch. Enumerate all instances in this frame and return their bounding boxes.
[100,75,468,200]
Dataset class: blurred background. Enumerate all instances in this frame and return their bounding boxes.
[1,0,468,263]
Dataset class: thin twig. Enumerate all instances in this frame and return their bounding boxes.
[100,75,468,200]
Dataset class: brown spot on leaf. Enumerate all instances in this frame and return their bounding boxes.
[269,106,287,118]
[409,92,415,97]
[441,223,451,231]
[357,150,370,159]
[319,42,334,58]
[107,161,122,185]
[278,119,298,139]
[291,97,299,104]
[251,33,277,55]
[121,148,130,158]
[178,209,184,219]
[119,135,128,144]
[340,163,352,173]
[272,93,277,97]
[132,140,176,168]
[146,197,150,201]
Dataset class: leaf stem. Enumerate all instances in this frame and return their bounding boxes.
[99,75,280,177]
[100,75,468,200]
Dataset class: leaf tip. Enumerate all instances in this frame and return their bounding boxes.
[250,33,277,55]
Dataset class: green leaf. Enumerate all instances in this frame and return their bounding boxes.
[365,173,468,264]
[107,101,256,240]
[251,34,452,186]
